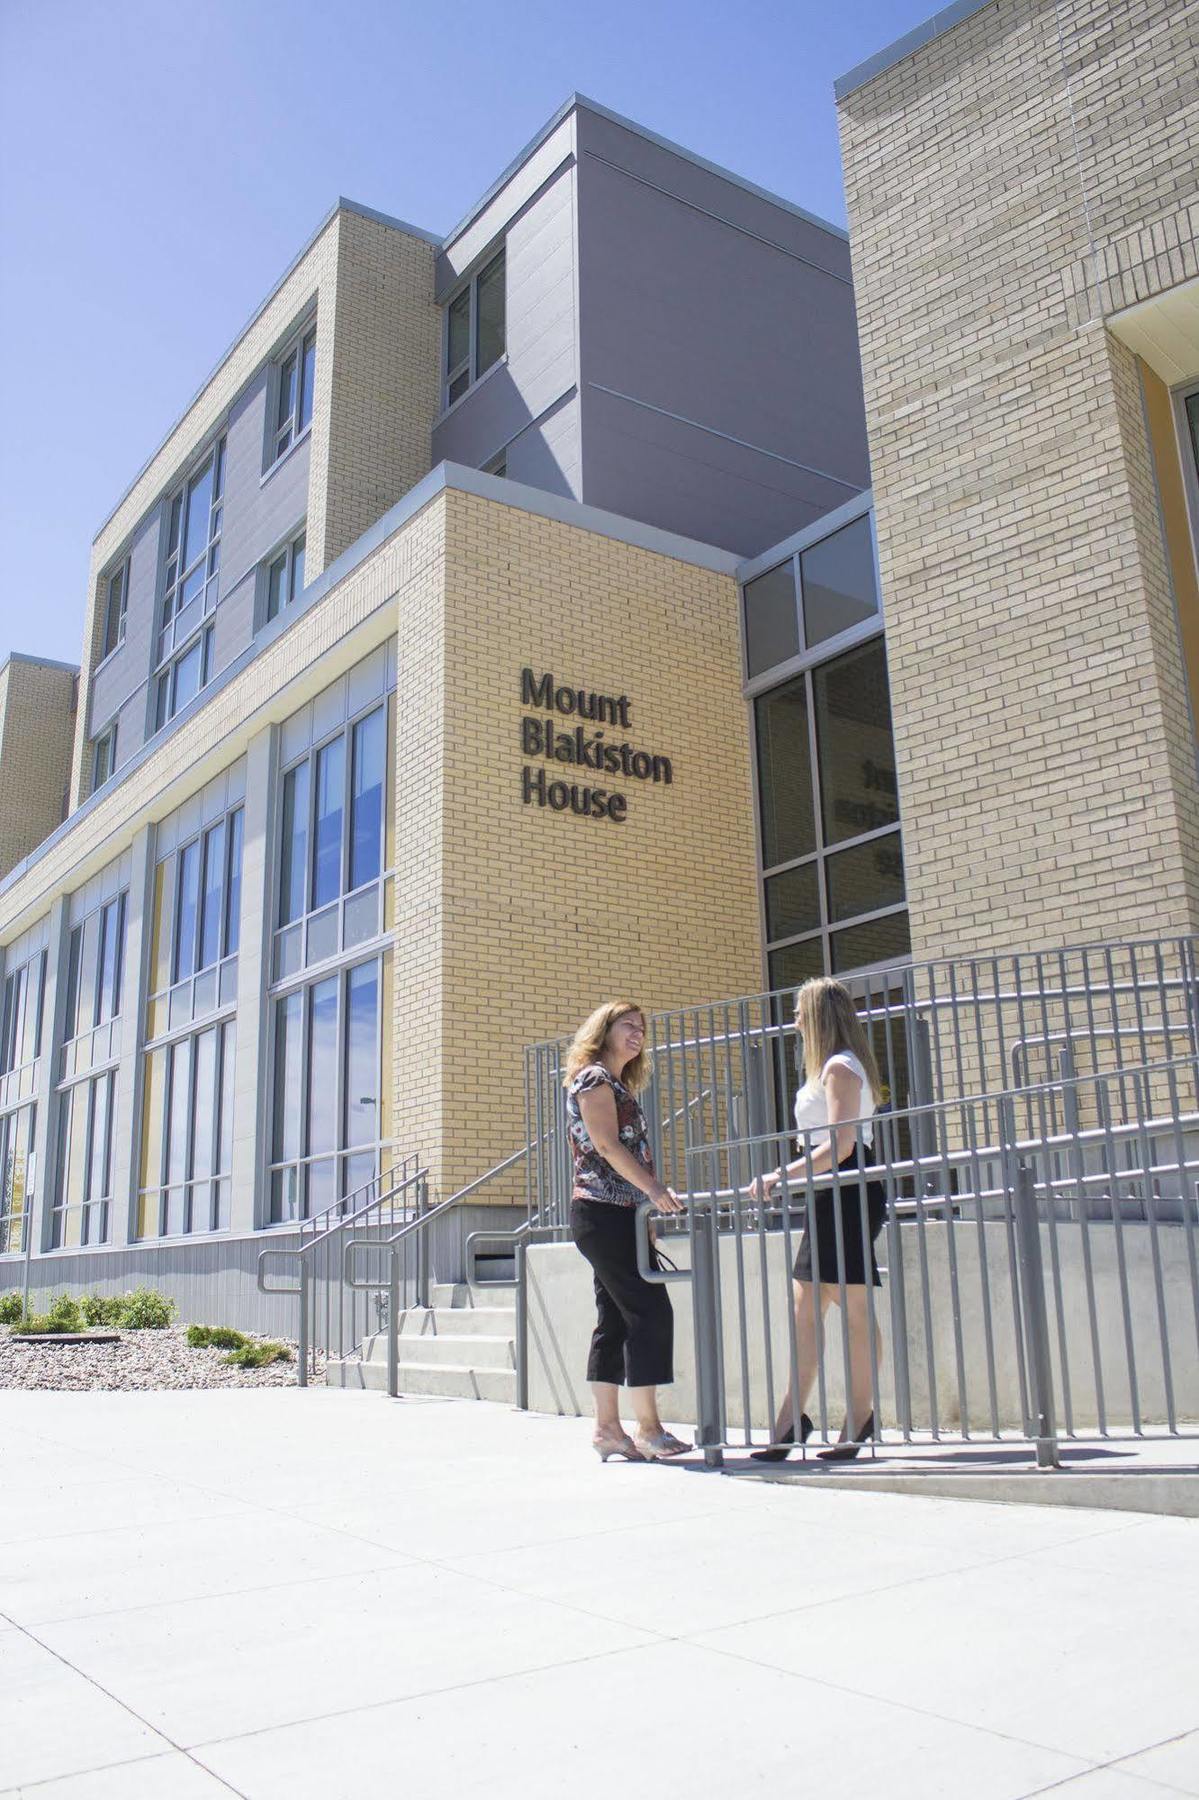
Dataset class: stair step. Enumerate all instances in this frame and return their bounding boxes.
[364,1331,515,1371]
[329,1358,516,1402]
[395,1305,515,1340]
[429,1281,517,1307]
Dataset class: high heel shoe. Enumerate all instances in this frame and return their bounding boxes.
[632,1429,691,1460]
[593,1431,644,1462]
[751,1413,814,1462]
[817,1413,875,1461]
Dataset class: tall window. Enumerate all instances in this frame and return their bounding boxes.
[444,246,505,407]
[0,950,46,1078]
[55,890,129,1249]
[0,1103,36,1254]
[147,805,243,1042]
[138,1020,235,1238]
[269,952,389,1222]
[52,1072,115,1248]
[275,700,390,979]
[92,723,118,792]
[271,323,316,464]
[744,509,907,988]
[155,440,224,729]
[100,558,128,661]
[265,529,307,623]
[64,893,126,1044]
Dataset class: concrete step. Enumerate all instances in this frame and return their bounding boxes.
[364,1331,515,1371]
[331,1356,516,1402]
[395,1305,515,1340]
[429,1281,516,1308]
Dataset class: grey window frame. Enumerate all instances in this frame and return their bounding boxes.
[158,438,225,656]
[91,720,118,791]
[442,245,506,411]
[1172,379,1199,580]
[268,320,317,469]
[275,698,389,935]
[99,556,129,663]
[140,1017,235,1239]
[264,526,308,625]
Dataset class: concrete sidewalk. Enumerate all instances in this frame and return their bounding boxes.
[1,1389,1197,1799]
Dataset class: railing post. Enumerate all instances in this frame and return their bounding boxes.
[1013,1159,1059,1469]
[297,1257,309,1390]
[692,1201,724,1469]
[416,1176,429,1310]
[515,1236,530,1410]
[387,1249,399,1399]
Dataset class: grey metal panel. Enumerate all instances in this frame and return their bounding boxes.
[88,513,161,735]
[506,392,582,499]
[215,568,258,671]
[435,114,575,290]
[217,374,310,666]
[115,689,147,769]
[432,162,578,475]
[574,124,870,556]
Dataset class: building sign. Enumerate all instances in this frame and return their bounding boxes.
[519,668,673,823]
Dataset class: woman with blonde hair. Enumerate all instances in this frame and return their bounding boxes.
[746,976,886,1462]
[564,1000,689,1462]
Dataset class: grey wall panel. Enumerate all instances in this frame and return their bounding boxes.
[88,513,161,737]
[115,689,147,769]
[217,375,310,672]
[214,568,258,672]
[574,113,870,556]
[437,114,576,288]
[432,162,577,475]
[506,392,582,499]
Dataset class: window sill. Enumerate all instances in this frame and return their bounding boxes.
[433,354,508,428]
[261,426,312,488]
[92,638,126,679]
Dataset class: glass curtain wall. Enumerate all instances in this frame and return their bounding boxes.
[742,511,910,990]
[52,890,128,1247]
[0,945,47,1254]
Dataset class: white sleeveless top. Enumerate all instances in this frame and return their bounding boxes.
[793,1051,876,1152]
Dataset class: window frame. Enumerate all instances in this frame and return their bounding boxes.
[442,245,506,411]
[98,556,129,664]
[267,320,317,470]
[91,720,118,792]
[264,526,308,625]
[275,696,390,943]
[146,803,245,1044]
[137,1016,235,1239]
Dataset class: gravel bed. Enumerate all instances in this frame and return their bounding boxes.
[0,1325,322,1392]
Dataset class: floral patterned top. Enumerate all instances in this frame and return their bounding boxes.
[566,1064,654,1207]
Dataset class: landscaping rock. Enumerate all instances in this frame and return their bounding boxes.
[0,1325,320,1391]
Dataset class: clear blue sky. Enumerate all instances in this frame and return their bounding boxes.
[0,0,933,666]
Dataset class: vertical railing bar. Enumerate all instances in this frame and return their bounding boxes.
[911,1117,940,1439]
[1062,1049,1107,1437]
[858,1121,882,1450]
[1133,1069,1175,1434]
[1031,1019,1073,1439]
[827,1122,856,1444]
[1096,1079,1141,1434]
[939,1095,970,1436]
[997,1092,1032,1431]
[773,1136,804,1451]
[964,1103,1000,1436]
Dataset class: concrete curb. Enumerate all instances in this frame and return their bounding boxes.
[734,1464,1199,1517]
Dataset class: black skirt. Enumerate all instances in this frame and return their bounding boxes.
[790,1163,888,1289]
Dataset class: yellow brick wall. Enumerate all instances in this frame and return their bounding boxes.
[0,661,77,880]
[838,0,1199,959]
[391,489,763,1202]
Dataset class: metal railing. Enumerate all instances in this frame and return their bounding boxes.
[525,932,1199,1235]
[630,1052,1199,1466]
[257,1159,428,1384]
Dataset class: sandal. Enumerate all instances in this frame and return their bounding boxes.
[593,1430,644,1463]
[633,1430,691,1460]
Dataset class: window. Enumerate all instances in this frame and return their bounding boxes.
[271,324,316,464]
[276,701,388,943]
[52,1071,115,1248]
[265,529,307,622]
[147,805,243,1039]
[100,558,128,660]
[137,1019,235,1237]
[155,437,224,728]
[444,247,505,407]
[155,625,215,730]
[269,952,388,1222]
[92,722,117,791]
[0,951,46,1077]
[0,1103,36,1254]
[64,893,126,1043]
[753,636,907,984]
[742,512,879,681]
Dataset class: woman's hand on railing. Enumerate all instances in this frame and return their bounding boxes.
[648,1178,685,1215]
[743,1170,779,1202]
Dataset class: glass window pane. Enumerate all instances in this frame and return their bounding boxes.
[813,639,898,849]
[273,993,304,1162]
[280,761,310,924]
[77,913,100,1033]
[312,736,345,909]
[87,1072,114,1203]
[290,533,306,600]
[764,862,820,944]
[307,976,338,1155]
[97,895,124,1023]
[1186,391,1199,478]
[192,1028,217,1187]
[447,287,470,375]
[307,1157,336,1218]
[173,638,202,713]
[64,927,82,1041]
[800,516,879,648]
[267,553,286,621]
[277,352,297,433]
[349,707,384,889]
[299,331,316,432]
[183,458,215,570]
[830,910,911,976]
[768,937,825,995]
[475,250,505,376]
[167,1037,192,1190]
[744,562,799,678]
[448,369,469,405]
[344,961,379,1147]
[755,675,816,868]
[826,830,905,925]
[174,840,199,981]
[198,821,225,971]
[225,809,243,955]
[218,1021,235,1179]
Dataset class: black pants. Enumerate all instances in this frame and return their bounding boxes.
[571,1198,674,1387]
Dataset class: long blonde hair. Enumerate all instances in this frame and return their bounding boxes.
[563,1000,651,1094]
[795,977,881,1103]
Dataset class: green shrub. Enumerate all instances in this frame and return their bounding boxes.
[222,1340,292,1368]
[0,1292,24,1325]
[45,1293,83,1333]
[187,1324,249,1351]
[81,1294,125,1327]
[17,1313,51,1335]
[119,1287,175,1330]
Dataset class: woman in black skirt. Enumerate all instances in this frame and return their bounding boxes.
[746,977,887,1462]
[565,1000,690,1463]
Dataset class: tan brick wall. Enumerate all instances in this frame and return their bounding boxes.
[0,660,78,880]
[838,0,1199,960]
[309,211,439,578]
[391,489,763,1201]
